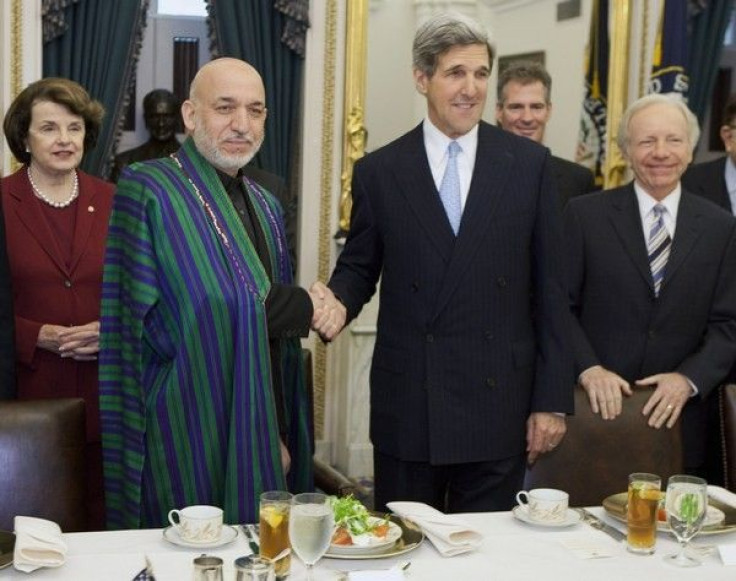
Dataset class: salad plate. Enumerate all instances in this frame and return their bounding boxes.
[328,518,403,556]
[324,496,424,560]
[324,514,424,560]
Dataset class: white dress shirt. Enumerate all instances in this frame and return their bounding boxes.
[634,181,681,239]
[422,118,478,212]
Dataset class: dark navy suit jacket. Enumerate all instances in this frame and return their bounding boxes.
[565,184,736,467]
[681,157,731,213]
[329,121,574,465]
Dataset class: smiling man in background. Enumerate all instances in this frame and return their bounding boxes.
[496,61,595,207]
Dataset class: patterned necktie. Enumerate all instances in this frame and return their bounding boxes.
[439,141,462,235]
[648,204,671,296]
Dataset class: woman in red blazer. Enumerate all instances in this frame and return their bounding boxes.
[2,78,114,530]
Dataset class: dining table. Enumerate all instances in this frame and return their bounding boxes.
[1,507,734,580]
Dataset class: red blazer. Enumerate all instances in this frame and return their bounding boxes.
[1,168,114,443]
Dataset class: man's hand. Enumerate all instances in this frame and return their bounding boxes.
[280,439,291,475]
[309,281,346,341]
[526,412,566,464]
[579,365,632,420]
[636,372,692,429]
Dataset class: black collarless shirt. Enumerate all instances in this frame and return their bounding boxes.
[216,168,312,438]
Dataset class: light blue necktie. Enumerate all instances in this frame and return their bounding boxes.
[648,204,671,297]
[439,141,462,235]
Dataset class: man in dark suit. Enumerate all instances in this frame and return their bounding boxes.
[0,194,15,397]
[681,94,736,213]
[495,61,596,208]
[327,13,573,513]
[565,94,736,480]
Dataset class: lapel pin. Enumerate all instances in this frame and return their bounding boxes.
[88,206,95,212]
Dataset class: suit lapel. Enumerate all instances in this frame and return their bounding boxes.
[432,124,513,318]
[608,185,654,292]
[393,125,456,263]
[661,191,703,292]
[5,169,69,275]
[68,172,98,275]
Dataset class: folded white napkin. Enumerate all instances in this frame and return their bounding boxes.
[13,516,67,573]
[348,568,405,581]
[708,485,736,509]
[387,501,482,557]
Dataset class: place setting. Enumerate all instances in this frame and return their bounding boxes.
[512,488,582,528]
[164,504,239,549]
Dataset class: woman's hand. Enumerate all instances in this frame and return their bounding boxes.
[39,321,100,360]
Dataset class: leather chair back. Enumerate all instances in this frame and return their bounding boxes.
[525,386,683,507]
[0,398,87,532]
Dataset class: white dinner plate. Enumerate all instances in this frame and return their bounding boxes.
[162,524,238,549]
[512,506,582,528]
[328,518,403,556]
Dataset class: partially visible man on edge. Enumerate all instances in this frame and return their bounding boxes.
[565,94,736,484]
[326,13,573,513]
[495,61,595,208]
[681,94,736,213]
[99,57,344,528]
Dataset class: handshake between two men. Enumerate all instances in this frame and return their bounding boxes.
[308,281,347,342]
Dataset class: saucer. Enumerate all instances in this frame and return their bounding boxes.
[163,524,238,549]
[512,506,582,528]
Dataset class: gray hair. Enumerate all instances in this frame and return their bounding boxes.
[617,93,700,155]
[496,61,552,104]
[413,12,495,77]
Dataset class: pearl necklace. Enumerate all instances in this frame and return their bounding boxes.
[27,167,79,208]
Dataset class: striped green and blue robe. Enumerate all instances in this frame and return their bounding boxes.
[100,137,313,529]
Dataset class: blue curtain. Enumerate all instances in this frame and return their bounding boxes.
[206,0,308,183]
[43,0,149,178]
[687,0,735,126]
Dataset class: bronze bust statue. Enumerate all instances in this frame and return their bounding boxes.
[110,89,181,182]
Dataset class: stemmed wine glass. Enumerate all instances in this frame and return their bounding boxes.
[664,474,708,567]
[288,492,334,581]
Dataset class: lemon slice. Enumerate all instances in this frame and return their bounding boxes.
[261,506,284,528]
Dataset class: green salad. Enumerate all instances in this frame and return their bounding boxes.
[329,494,388,536]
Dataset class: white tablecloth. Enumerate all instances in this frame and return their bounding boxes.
[1,508,734,580]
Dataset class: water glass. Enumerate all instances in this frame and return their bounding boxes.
[288,493,334,581]
[664,474,708,567]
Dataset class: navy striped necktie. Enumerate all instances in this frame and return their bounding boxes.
[648,204,671,296]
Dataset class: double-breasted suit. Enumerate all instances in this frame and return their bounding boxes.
[565,185,736,470]
[329,121,573,470]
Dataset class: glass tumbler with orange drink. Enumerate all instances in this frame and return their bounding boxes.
[626,472,663,554]
[260,491,292,578]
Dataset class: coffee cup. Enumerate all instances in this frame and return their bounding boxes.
[168,505,223,543]
[515,488,569,523]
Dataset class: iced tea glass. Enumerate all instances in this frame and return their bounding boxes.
[260,491,292,579]
[627,472,662,554]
